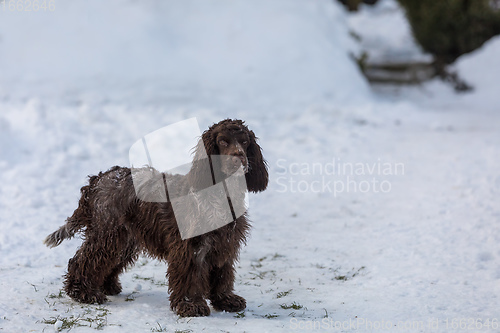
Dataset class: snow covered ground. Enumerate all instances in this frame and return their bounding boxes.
[1,0,499,332]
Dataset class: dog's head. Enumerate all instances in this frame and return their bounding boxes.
[193,119,268,193]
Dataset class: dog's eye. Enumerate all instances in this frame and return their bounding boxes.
[242,140,248,146]
[219,140,229,147]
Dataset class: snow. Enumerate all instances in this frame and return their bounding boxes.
[346,0,432,64]
[0,0,369,109]
[1,0,500,332]
[452,35,500,110]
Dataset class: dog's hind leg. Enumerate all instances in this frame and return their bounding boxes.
[102,241,139,296]
[64,234,128,304]
[64,242,111,304]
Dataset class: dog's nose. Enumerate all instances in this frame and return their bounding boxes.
[231,155,241,165]
[231,155,245,166]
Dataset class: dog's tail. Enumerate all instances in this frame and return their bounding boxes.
[44,223,77,248]
[44,175,98,248]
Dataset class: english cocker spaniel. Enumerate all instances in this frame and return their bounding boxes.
[44,119,268,317]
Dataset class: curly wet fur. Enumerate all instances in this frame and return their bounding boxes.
[44,119,268,317]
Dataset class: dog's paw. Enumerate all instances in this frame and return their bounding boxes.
[102,280,122,296]
[176,299,211,317]
[211,293,246,312]
[66,289,107,305]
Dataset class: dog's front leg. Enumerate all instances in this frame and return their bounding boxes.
[208,262,246,312]
[167,257,211,317]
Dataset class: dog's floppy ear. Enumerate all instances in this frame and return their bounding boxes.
[200,127,219,158]
[245,130,268,192]
[188,129,219,189]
